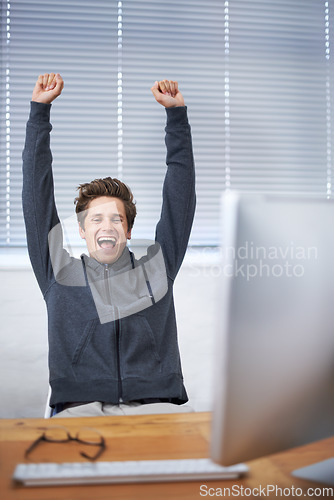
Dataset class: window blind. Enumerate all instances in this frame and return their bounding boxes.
[121,0,225,242]
[226,0,332,198]
[0,0,119,246]
[0,0,332,248]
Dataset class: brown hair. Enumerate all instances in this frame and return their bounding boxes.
[74,177,137,230]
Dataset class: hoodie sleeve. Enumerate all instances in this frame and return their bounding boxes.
[155,106,196,280]
[22,101,62,295]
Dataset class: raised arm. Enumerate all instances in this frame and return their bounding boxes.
[22,73,64,294]
[151,80,196,280]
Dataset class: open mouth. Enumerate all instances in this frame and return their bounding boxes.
[97,236,117,249]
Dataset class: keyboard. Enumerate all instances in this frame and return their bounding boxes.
[13,459,249,486]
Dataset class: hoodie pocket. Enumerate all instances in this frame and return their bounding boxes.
[71,319,118,381]
[72,319,98,366]
[120,313,162,378]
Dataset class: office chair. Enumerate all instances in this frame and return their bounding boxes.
[44,386,53,418]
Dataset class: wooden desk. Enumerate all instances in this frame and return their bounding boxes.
[0,412,333,500]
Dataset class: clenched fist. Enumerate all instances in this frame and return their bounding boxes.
[32,73,64,104]
[151,80,185,108]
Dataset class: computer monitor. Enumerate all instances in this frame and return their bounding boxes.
[210,192,334,473]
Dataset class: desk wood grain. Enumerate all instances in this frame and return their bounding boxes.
[0,412,333,500]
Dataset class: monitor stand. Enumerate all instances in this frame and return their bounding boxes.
[292,458,334,486]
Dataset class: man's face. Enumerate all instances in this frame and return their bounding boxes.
[78,196,132,264]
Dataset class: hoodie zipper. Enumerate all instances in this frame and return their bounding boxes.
[104,264,123,403]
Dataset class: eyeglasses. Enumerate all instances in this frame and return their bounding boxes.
[25,426,106,461]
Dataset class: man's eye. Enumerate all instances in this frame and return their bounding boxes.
[92,218,102,223]
[112,217,122,224]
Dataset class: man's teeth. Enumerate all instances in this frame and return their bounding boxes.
[98,236,117,247]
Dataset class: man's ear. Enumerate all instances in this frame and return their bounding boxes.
[78,222,86,240]
[127,228,132,240]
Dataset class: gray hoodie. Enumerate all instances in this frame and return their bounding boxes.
[22,101,196,408]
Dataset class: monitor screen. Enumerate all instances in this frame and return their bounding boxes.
[211,192,334,467]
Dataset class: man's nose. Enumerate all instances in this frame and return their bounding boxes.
[101,218,116,231]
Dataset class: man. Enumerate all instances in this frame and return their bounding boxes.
[22,73,196,417]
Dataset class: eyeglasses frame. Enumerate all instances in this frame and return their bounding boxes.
[24,426,106,461]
